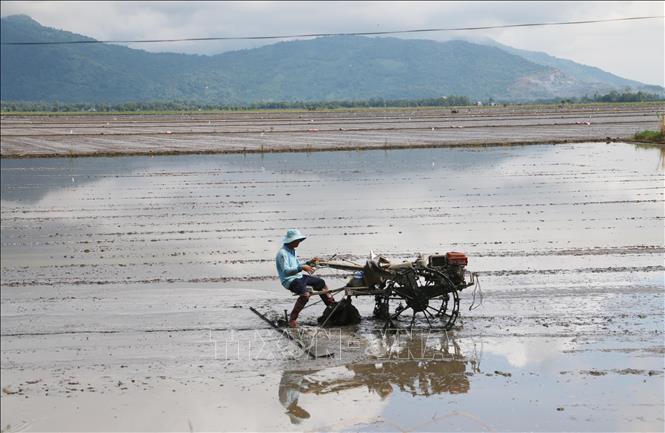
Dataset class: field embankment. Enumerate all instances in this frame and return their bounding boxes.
[1,102,663,158]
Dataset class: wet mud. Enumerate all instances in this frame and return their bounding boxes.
[1,142,663,431]
[1,103,663,158]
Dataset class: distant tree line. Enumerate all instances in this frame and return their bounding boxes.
[1,92,662,113]
[0,96,471,113]
[580,91,664,103]
[551,91,664,105]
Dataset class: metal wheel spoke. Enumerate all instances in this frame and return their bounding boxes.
[380,265,463,331]
[390,305,410,321]
[440,290,460,330]
[423,311,432,328]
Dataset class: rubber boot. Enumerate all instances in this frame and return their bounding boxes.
[289,295,309,327]
[320,293,335,307]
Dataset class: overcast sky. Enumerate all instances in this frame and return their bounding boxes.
[2,1,663,85]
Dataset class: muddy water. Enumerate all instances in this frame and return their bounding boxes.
[1,142,663,432]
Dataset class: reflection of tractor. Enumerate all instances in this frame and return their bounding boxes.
[279,333,477,424]
[316,251,479,330]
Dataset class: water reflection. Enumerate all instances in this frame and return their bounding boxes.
[2,142,662,288]
[278,333,475,424]
[632,142,665,169]
[0,156,146,203]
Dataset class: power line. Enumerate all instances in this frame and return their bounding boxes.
[2,15,663,46]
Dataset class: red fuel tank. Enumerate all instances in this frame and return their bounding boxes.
[446,252,468,266]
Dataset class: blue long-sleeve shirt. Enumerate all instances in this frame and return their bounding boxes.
[275,245,304,288]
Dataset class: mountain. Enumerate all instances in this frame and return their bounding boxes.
[1,15,662,104]
[1,15,211,103]
[479,39,663,95]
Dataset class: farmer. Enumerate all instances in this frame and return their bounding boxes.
[276,228,335,328]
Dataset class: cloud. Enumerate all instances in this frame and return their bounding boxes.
[1,1,663,85]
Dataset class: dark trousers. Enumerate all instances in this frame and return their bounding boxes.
[288,275,326,295]
[288,275,334,321]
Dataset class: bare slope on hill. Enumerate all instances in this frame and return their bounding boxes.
[2,15,662,104]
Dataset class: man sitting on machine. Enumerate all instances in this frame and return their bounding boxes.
[275,229,335,328]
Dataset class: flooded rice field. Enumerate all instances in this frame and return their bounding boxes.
[2,103,663,157]
[1,142,663,431]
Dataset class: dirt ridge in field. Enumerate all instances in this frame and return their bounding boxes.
[2,103,663,158]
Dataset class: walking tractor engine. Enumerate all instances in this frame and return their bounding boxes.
[316,250,481,330]
[428,252,468,285]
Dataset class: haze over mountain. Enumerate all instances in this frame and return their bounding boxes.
[1,15,662,104]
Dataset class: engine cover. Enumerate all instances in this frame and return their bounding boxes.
[428,252,468,267]
[446,252,468,266]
